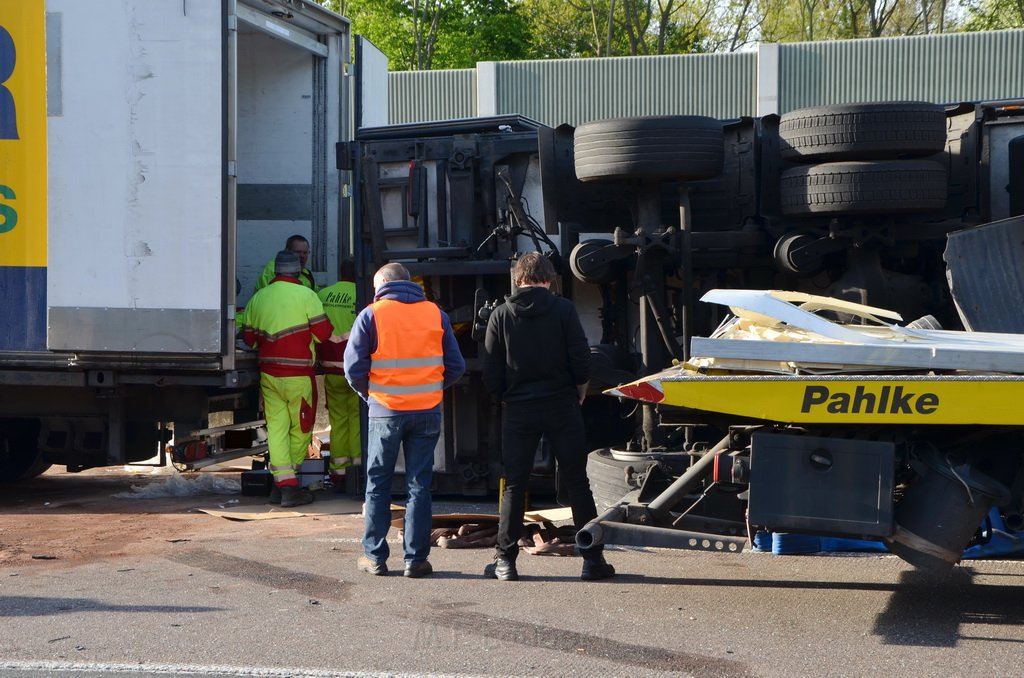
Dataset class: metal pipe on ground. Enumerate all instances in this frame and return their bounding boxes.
[576,513,746,552]
[574,505,623,550]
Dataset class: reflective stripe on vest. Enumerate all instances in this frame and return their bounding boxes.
[371,356,443,369]
[368,299,445,411]
[369,380,445,395]
[261,357,316,367]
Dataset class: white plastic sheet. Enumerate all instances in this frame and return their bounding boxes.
[113,473,241,499]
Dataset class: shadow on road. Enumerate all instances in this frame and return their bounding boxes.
[873,568,1024,647]
[0,595,221,617]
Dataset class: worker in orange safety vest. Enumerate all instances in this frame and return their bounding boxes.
[344,262,466,578]
[241,250,333,508]
[316,258,360,486]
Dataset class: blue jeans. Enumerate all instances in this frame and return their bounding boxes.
[362,412,441,565]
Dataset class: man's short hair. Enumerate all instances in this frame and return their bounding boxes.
[285,234,309,249]
[513,252,555,287]
[374,262,411,287]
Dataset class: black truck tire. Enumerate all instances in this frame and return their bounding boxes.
[586,448,658,514]
[780,160,948,216]
[779,101,947,162]
[0,418,50,483]
[574,116,724,182]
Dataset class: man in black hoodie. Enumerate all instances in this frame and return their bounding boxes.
[481,252,615,582]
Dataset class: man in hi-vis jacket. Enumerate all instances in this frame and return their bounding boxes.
[242,250,333,508]
[317,259,360,486]
[344,263,465,579]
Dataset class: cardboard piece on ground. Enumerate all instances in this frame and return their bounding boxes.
[389,505,574,529]
[199,495,368,521]
[524,506,573,522]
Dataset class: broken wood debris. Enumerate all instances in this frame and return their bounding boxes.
[693,289,1024,375]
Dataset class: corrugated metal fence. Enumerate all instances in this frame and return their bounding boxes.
[389,69,477,123]
[487,53,756,126]
[778,30,1024,111]
[385,29,1024,127]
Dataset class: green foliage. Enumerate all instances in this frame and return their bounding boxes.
[438,1,531,67]
[750,0,965,43]
[519,0,603,58]
[520,0,719,57]
[960,0,1024,29]
[321,0,529,70]
[316,0,1014,69]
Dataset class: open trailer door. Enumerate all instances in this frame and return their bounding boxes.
[355,36,389,132]
[46,1,224,355]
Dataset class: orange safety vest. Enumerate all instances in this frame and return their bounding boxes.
[368,299,445,411]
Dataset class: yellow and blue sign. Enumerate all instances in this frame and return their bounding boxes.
[0,2,46,265]
[0,2,47,350]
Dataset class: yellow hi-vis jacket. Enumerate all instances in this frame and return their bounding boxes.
[241,277,333,377]
[317,280,357,375]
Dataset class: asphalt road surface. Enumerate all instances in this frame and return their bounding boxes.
[3,466,1024,677]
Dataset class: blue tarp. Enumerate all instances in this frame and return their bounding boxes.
[756,508,1024,559]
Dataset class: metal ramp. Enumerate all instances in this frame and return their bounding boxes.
[172,420,268,471]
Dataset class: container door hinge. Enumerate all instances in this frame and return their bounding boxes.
[336,142,355,171]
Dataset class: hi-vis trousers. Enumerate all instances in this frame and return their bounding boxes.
[261,373,316,487]
[324,372,360,476]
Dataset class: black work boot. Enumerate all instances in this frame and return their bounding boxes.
[280,486,314,508]
[267,486,282,505]
[404,560,433,578]
[581,554,616,581]
[484,555,519,581]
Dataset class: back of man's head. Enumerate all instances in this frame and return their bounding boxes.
[339,258,356,282]
[274,250,301,277]
[373,262,411,289]
[512,252,555,287]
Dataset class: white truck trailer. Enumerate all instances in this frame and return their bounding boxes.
[0,0,352,481]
